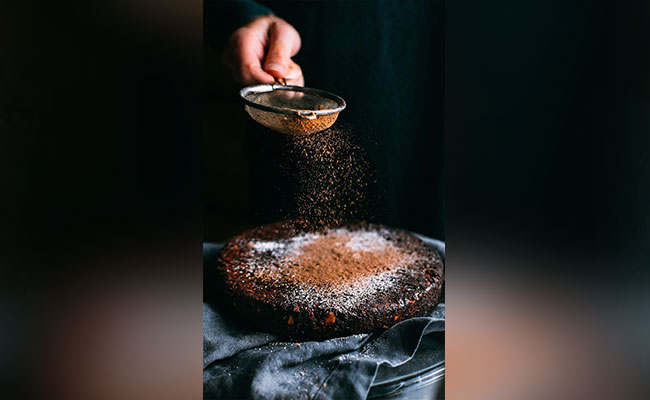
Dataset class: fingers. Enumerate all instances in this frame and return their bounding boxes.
[264,20,302,79]
[221,16,303,85]
[237,33,276,84]
[222,27,275,85]
[284,60,304,86]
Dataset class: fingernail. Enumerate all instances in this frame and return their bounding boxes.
[266,63,285,73]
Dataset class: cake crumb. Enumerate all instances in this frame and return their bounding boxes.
[324,312,336,325]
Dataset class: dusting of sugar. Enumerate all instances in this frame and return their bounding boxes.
[251,241,286,252]
[238,227,424,316]
[252,228,395,255]
[284,269,408,316]
[344,230,393,252]
[250,232,320,256]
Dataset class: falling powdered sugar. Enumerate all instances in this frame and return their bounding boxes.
[280,127,372,230]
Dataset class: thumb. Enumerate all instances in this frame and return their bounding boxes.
[264,20,301,78]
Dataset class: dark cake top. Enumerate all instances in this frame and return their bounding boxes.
[219,223,443,318]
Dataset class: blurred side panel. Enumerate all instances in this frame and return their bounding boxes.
[1,0,203,399]
[446,0,650,399]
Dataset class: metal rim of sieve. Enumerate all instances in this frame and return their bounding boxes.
[239,84,346,119]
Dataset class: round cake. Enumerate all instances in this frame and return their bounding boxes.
[216,221,444,341]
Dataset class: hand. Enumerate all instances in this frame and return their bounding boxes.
[221,15,304,86]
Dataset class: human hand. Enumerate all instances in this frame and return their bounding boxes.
[221,15,304,86]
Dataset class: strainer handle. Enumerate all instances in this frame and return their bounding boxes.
[274,77,288,85]
[296,110,317,120]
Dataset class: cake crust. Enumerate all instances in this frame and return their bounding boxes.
[216,221,444,341]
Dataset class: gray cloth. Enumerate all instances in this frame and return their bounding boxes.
[203,237,444,400]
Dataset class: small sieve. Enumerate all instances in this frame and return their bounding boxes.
[239,84,346,136]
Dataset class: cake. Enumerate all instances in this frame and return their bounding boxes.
[215,221,444,341]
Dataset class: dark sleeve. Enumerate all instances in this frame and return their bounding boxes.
[204,0,274,53]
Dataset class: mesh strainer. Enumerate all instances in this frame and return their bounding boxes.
[240,84,346,136]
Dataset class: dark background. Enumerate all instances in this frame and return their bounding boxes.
[447,0,650,252]
[2,0,650,398]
